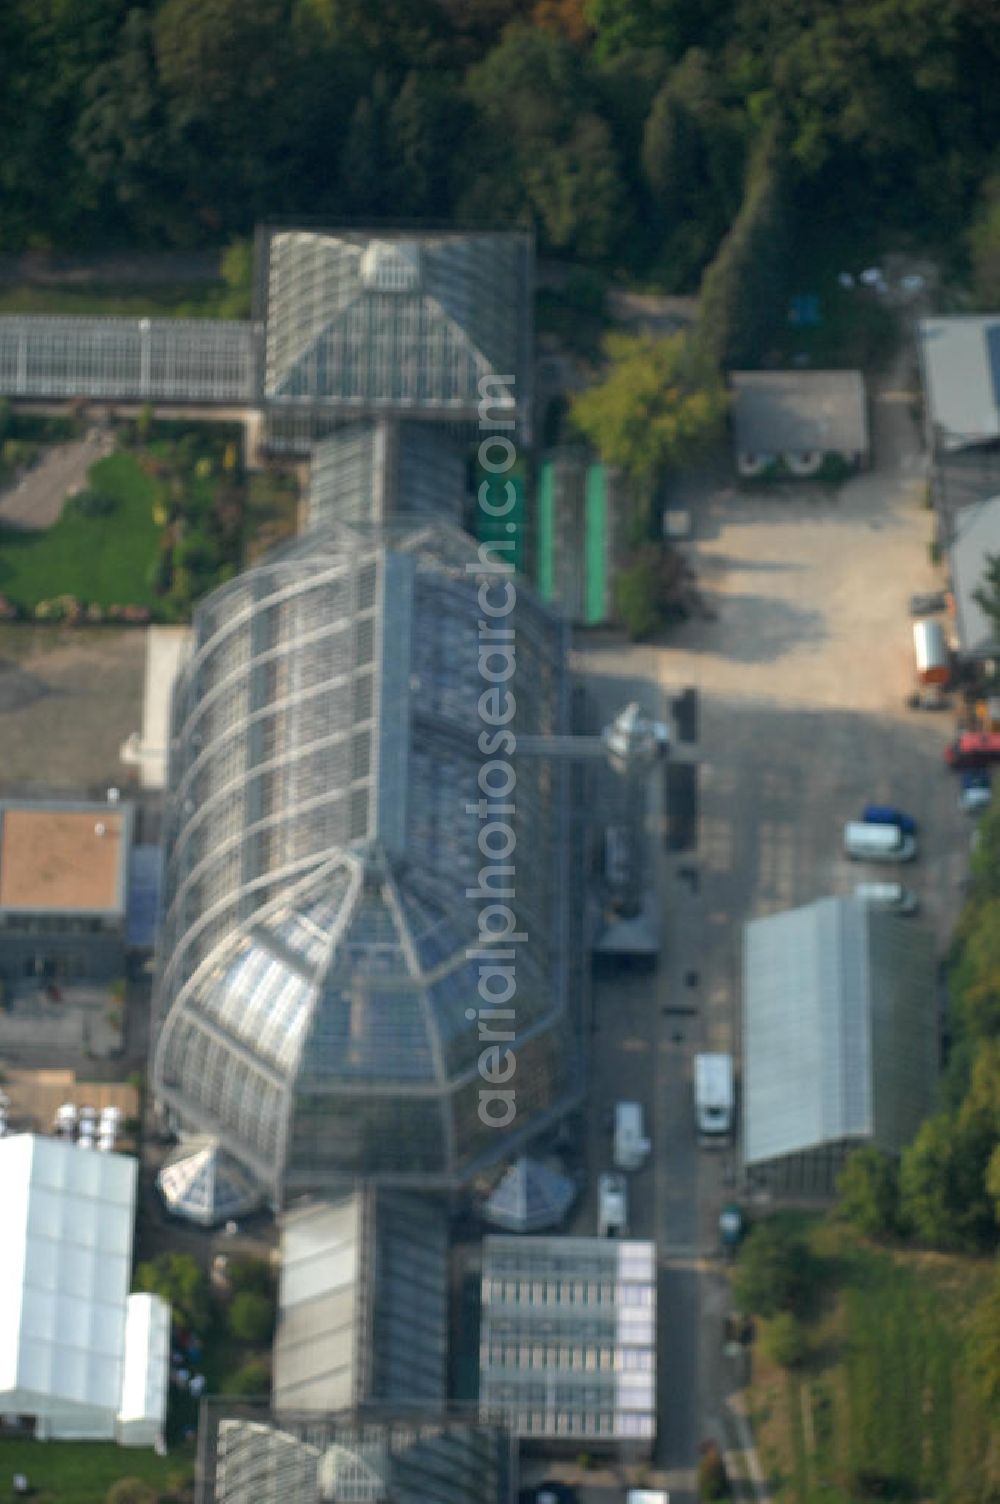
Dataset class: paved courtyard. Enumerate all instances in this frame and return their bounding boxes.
[0,623,145,789]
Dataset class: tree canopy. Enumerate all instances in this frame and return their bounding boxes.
[0,0,997,300]
[570,331,727,481]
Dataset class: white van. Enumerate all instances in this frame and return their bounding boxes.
[598,1172,628,1237]
[614,1102,651,1171]
[694,1054,735,1137]
[854,881,919,915]
[843,821,917,863]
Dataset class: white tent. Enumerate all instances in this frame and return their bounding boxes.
[117,1293,171,1448]
[0,1134,169,1444]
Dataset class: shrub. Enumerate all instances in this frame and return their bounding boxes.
[228,1289,274,1344]
[760,1312,807,1369]
[227,1356,271,1397]
[616,550,663,640]
[134,1251,209,1331]
[698,1440,731,1500]
[837,1146,900,1237]
[227,1255,275,1298]
[106,1480,158,1504]
[733,1219,820,1318]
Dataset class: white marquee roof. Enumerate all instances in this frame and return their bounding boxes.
[0,1134,136,1415]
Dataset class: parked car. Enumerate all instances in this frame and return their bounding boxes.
[945,732,1000,769]
[909,590,948,617]
[861,803,918,834]
[843,821,917,862]
[854,881,919,915]
[598,1172,628,1238]
[960,770,992,813]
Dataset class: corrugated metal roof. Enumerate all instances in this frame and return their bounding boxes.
[917,317,1000,450]
[743,897,936,1166]
[949,494,1000,658]
[729,371,868,456]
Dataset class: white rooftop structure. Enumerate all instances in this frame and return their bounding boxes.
[118,1292,171,1447]
[948,494,1000,659]
[0,1134,169,1444]
[479,1236,657,1452]
[917,317,1000,451]
[120,626,193,790]
[743,897,937,1169]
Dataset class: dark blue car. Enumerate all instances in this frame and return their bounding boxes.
[862,804,918,835]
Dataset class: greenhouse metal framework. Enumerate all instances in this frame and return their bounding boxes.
[198,1406,516,1504]
[152,517,578,1199]
[0,316,256,403]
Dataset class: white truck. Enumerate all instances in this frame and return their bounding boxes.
[614,1102,651,1171]
[694,1052,734,1139]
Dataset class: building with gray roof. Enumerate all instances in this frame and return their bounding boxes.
[273,1191,448,1413]
[479,1236,657,1454]
[730,370,869,476]
[743,896,938,1195]
[948,494,1000,660]
[917,316,1000,452]
[197,1405,515,1504]
[151,517,577,1204]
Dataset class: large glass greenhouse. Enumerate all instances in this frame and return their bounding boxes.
[257,227,533,450]
[152,516,578,1200]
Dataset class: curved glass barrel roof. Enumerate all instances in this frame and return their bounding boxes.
[152,517,577,1198]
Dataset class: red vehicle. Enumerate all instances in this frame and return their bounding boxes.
[945,731,1000,769]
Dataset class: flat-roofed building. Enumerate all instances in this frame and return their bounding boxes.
[917,316,1000,452]
[0,798,133,982]
[730,370,869,477]
[479,1236,657,1455]
[743,896,938,1195]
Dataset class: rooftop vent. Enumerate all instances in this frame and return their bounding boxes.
[359,240,422,294]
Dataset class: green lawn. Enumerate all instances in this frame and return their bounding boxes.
[0,281,242,320]
[0,1440,193,1504]
[0,452,159,610]
[750,1223,998,1504]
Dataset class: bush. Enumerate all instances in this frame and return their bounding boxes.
[106,1480,158,1504]
[837,1146,900,1237]
[698,1440,731,1500]
[616,550,663,640]
[227,1356,271,1397]
[134,1251,209,1331]
[732,1219,820,1319]
[227,1254,275,1298]
[760,1312,807,1369]
[228,1289,274,1344]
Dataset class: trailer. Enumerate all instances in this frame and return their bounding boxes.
[912,619,950,687]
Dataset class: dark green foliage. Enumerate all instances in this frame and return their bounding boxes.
[226,1254,275,1298]
[696,133,790,370]
[899,1111,996,1251]
[837,1146,900,1237]
[134,1251,210,1331]
[227,1290,274,1344]
[697,1439,731,1500]
[226,1356,271,1397]
[68,487,117,518]
[615,550,663,641]
[732,1218,820,1318]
